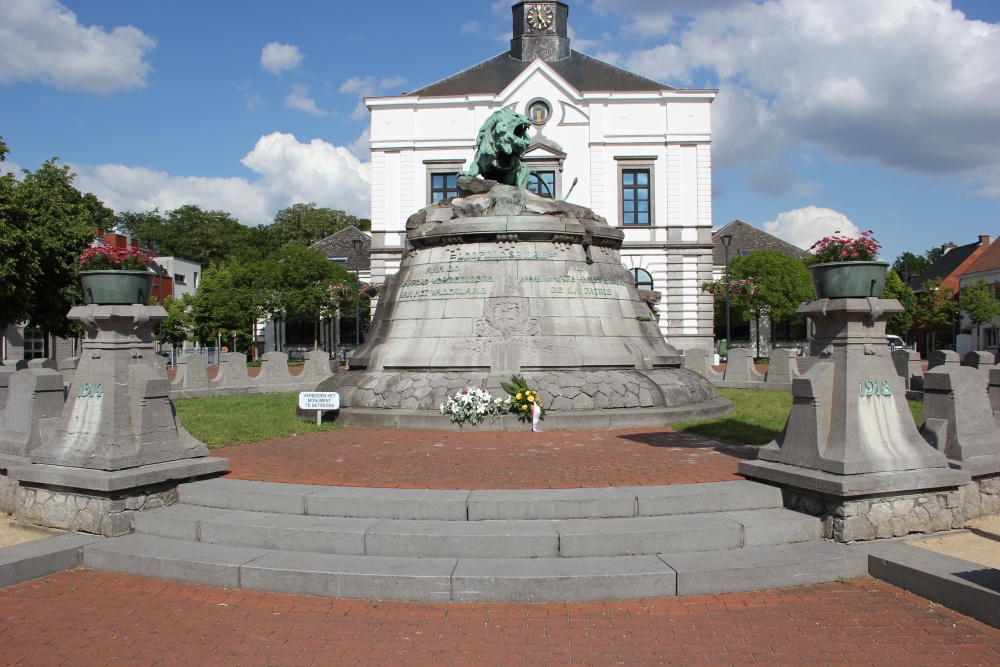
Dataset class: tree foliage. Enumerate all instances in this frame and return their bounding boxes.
[911,277,957,351]
[115,205,263,266]
[727,250,813,355]
[266,203,370,248]
[0,157,103,334]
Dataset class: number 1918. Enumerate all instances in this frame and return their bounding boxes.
[859,380,892,397]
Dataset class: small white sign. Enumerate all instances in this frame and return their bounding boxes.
[298,392,340,410]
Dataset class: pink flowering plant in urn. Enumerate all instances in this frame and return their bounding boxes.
[809,230,880,263]
[807,230,889,299]
[80,245,158,271]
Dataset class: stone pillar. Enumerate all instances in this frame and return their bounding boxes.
[213,352,252,389]
[299,350,336,384]
[9,305,227,536]
[963,350,995,368]
[255,351,294,385]
[740,298,969,542]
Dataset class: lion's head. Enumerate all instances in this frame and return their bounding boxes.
[476,108,532,167]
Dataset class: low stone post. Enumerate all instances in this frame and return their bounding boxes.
[171,353,210,391]
[921,365,1000,474]
[9,305,227,536]
[299,350,336,384]
[682,348,722,381]
[963,350,995,369]
[928,349,960,370]
[0,366,11,412]
[0,367,65,460]
[213,352,252,389]
[740,298,969,542]
[722,348,764,382]
[892,348,923,391]
[255,351,295,385]
[764,349,800,384]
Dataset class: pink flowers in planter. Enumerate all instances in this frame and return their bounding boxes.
[80,245,158,271]
[809,230,880,263]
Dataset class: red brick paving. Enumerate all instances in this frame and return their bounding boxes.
[216,426,756,488]
[1,570,997,666]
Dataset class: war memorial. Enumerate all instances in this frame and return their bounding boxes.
[0,1,996,632]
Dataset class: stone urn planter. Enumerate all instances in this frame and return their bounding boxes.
[809,261,889,299]
[80,270,155,305]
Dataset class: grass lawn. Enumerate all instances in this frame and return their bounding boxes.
[672,388,924,447]
[173,392,339,448]
[173,388,926,450]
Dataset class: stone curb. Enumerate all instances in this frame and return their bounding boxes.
[866,541,1000,629]
[0,533,104,589]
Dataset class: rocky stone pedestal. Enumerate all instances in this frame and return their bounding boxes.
[8,305,227,536]
[739,298,969,542]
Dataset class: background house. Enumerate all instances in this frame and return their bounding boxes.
[364,1,717,352]
[957,236,1000,353]
[911,235,990,357]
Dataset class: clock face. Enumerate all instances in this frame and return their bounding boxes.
[526,4,553,30]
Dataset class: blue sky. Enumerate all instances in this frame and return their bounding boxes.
[1,0,998,264]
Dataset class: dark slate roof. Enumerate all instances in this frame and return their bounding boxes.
[406,50,675,97]
[711,219,809,266]
[310,226,371,272]
[911,240,983,292]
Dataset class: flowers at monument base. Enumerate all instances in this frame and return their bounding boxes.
[809,230,880,263]
[502,374,546,422]
[440,387,511,425]
[80,245,157,271]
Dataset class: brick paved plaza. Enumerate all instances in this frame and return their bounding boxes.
[1,426,998,665]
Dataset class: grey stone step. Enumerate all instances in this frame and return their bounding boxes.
[81,534,869,603]
[134,504,821,559]
[660,541,869,596]
[176,478,784,521]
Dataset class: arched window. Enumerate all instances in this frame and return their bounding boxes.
[631,268,653,290]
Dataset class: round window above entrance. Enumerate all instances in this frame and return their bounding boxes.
[527,99,551,125]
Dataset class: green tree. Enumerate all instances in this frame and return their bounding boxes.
[883,270,918,337]
[0,157,102,335]
[911,277,956,352]
[959,278,1000,349]
[116,205,259,266]
[265,203,370,249]
[729,250,814,357]
[158,295,192,346]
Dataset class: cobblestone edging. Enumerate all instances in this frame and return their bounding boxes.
[323,368,715,412]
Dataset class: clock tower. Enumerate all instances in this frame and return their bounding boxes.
[511,2,570,61]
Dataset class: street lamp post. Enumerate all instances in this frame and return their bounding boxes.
[351,238,363,349]
[721,234,734,360]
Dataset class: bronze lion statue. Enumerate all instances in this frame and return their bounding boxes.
[462,108,551,195]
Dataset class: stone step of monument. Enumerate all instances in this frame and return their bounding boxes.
[132,505,821,559]
[176,478,785,521]
[81,534,868,603]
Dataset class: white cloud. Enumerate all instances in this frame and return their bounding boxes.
[0,0,155,93]
[285,84,325,116]
[340,75,407,120]
[461,21,480,35]
[762,206,859,252]
[620,0,1000,192]
[73,133,371,226]
[348,128,371,161]
[260,42,303,75]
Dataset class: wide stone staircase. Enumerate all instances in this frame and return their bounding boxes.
[81,478,868,602]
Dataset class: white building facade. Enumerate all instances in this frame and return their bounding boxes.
[365,1,717,351]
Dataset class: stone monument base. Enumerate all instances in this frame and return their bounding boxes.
[8,457,228,537]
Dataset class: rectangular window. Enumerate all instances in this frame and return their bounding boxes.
[430,172,459,203]
[174,274,186,285]
[23,327,47,360]
[527,171,555,198]
[989,330,999,348]
[622,169,651,225]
